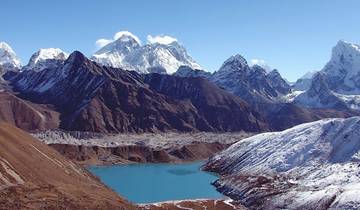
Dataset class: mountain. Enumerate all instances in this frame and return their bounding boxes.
[291,40,360,111]
[203,117,360,210]
[0,42,21,72]
[293,70,317,91]
[174,65,212,78]
[0,91,59,131]
[0,122,133,209]
[211,55,291,107]
[144,73,269,132]
[22,48,68,72]
[171,56,356,131]
[6,51,267,133]
[322,40,360,93]
[294,72,350,110]
[92,32,202,74]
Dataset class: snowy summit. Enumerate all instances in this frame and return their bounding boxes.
[91,31,202,74]
[23,48,69,72]
[0,42,21,72]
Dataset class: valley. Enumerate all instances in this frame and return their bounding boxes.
[1,29,360,209]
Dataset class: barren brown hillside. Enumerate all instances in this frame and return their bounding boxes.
[0,123,135,210]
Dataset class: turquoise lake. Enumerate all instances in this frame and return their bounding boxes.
[88,161,224,204]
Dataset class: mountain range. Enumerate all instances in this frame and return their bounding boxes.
[91,32,202,74]
[1,37,360,133]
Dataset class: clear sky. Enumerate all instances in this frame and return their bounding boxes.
[1,0,360,81]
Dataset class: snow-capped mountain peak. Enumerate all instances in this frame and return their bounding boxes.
[23,48,68,72]
[0,42,21,72]
[320,40,360,93]
[219,54,248,72]
[91,31,202,74]
[328,40,360,73]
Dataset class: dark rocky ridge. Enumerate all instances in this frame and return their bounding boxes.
[6,51,268,133]
[144,73,269,132]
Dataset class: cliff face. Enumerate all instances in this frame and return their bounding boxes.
[0,123,134,209]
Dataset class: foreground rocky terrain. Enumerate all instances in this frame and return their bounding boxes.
[204,117,360,209]
[0,123,134,209]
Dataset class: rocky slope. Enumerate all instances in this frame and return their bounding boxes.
[174,55,292,113]
[6,51,267,133]
[0,122,134,209]
[211,55,291,107]
[0,91,59,131]
[144,73,269,132]
[92,32,201,74]
[203,117,360,210]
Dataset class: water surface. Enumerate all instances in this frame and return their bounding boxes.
[89,161,224,203]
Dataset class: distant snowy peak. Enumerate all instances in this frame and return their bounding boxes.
[174,65,211,78]
[290,40,360,111]
[23,48,68,72]
[294,72,349,110]
[0,42,21,72]
[300,70,318,80]
[218,54,249,73]
[321,40,360,93]
[293,70,318,91]
[212,54,291,106]
[91,32,202,74]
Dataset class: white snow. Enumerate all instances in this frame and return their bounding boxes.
[282,90,304,102]
[0,42,21,71]
[206,117,360,209]
[91,31,202,74]
[23,48,68,72]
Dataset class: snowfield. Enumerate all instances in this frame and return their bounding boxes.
[204,117,360,209]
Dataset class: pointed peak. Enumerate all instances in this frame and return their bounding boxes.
[68,51,87,62]
[332,40,360,56]
[0,42,14,52]
[0,41,21,70]
[219,54,248,72]
[32,48,68,62]
[335,40,360,48]
[113,31,141,45]
[22,48,68,72]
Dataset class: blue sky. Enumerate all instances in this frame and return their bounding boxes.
[1,0,360,81]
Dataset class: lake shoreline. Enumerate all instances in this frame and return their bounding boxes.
[88,161,246,209]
